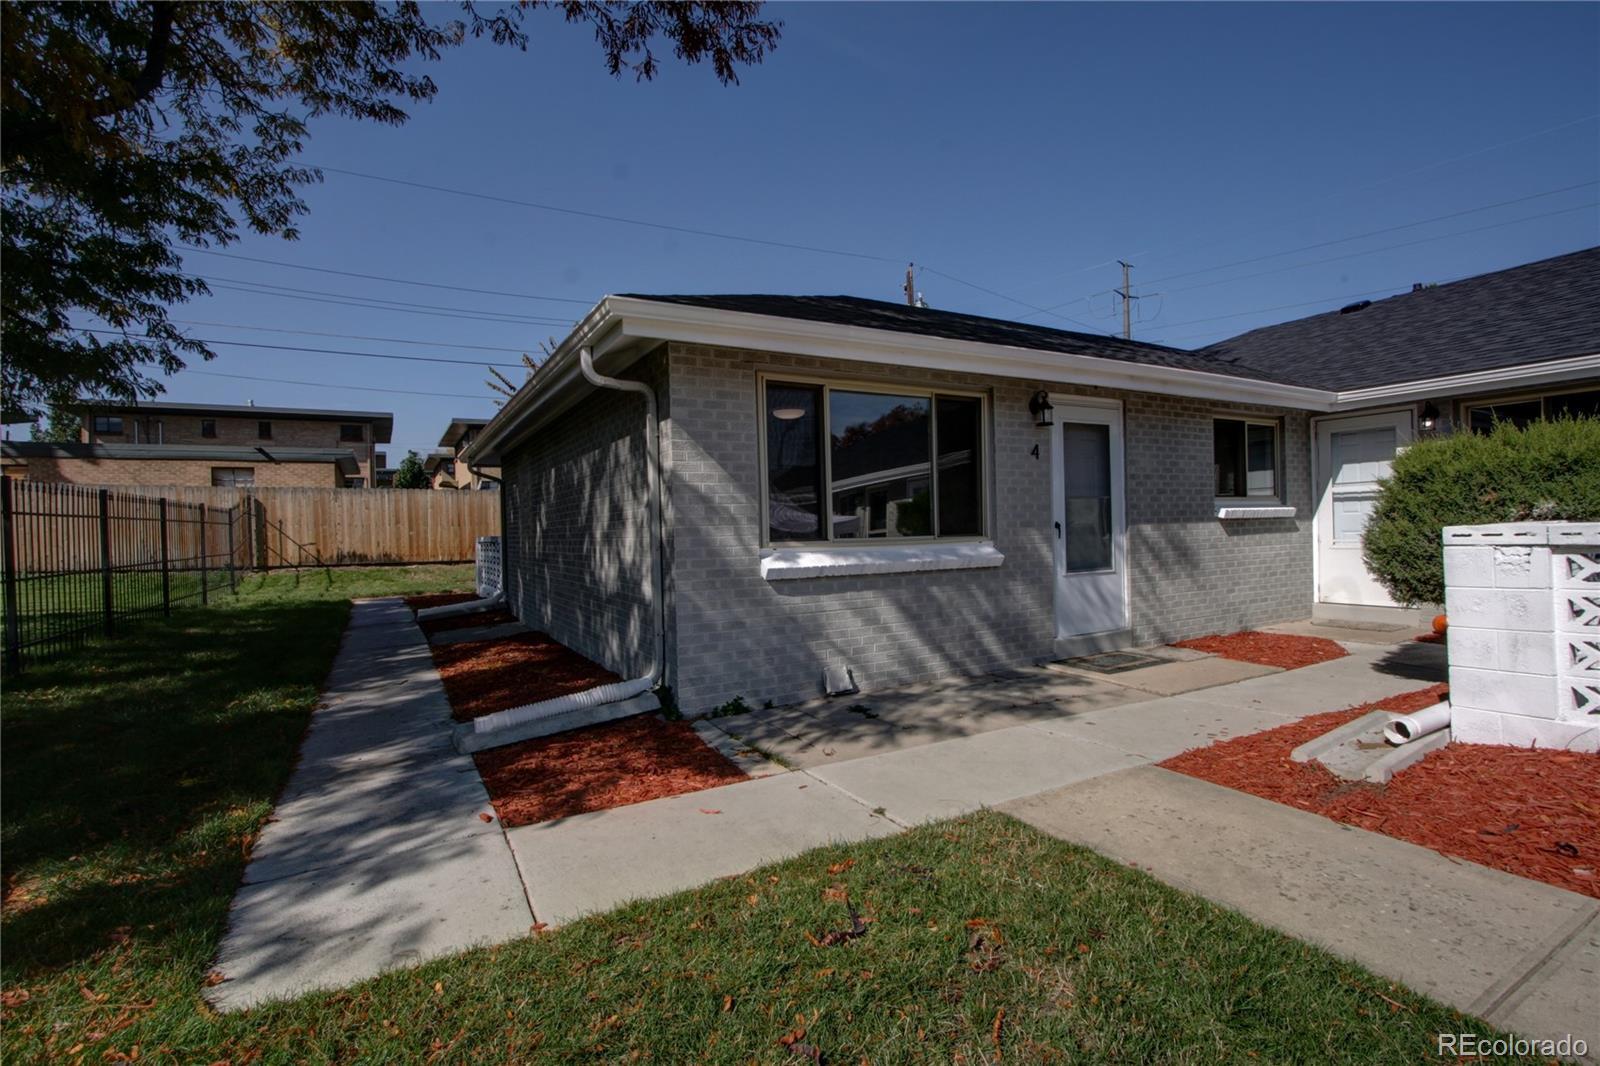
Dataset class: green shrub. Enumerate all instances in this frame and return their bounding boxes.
[1362,416,1600,605]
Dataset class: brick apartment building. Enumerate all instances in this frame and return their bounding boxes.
[422,417,500,490]
[1,401,393,489]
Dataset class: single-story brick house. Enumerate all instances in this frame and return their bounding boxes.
[465,247,1600,714]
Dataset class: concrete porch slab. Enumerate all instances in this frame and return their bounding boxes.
[1026,694,1304,762]
[1176,640,1447,717]
[1262,618,1418,646]
[1002,766,1599,1056]
[805,726,1147,825]
[505,772,899,926]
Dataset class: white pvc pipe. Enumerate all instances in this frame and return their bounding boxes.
[469,675,655,734]
[1383,702,1451,745]
[415,592,504,621]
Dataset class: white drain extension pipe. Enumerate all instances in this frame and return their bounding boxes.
[1383,702,1451,745]
[416,592,505,621]
[462,346,664,739]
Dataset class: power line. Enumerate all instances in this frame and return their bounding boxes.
[178,247,593,306]
[200,280,571,327]
[916,266,1104,332]
[313,164,903,265]
[164,319,543,354]
[1160,201,1598,297]
[79,328,528,369]
[197,273,575,324]
[1023,181,1600,319]
[184,368,497,401]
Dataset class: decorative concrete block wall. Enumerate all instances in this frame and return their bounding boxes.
[1442,522,1600,752]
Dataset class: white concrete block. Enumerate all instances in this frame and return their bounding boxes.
[1441,522,1550,545]
[1448,667,1558,719]
[1443,626,1497,669]
[1554,590,1600,634]
[1449,706,1503,745]
[1497,714,1600,753]
[1555,681,1600,722]
[1496,630,1556,676]
[1552,549,1600,589]
[1561,635,1600,676]
[1445,587,1553,633]
[1491,545,1550,589]
[1443,546,1494,589]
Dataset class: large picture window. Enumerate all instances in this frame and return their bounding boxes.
[1214,417,1280,499]
[1466,388,1600,434]
[763,378,986,544]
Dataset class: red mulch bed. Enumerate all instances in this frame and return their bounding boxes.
[1161,683,1600,898]
[404,591,481,612]
[418,607,519,636]
[475,715,746,827]
[1172,630,1348,670]
[429,632,622,721]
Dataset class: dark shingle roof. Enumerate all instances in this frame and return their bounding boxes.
[620,293,1312,385]
[1199,247,1600,391]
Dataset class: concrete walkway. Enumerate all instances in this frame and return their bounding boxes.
[207,599,532,1012]
[1002,767,1599,1061]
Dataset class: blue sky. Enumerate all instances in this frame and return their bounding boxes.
[148,2,1599,461]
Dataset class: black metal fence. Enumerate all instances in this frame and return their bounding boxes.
[1,479,246,673]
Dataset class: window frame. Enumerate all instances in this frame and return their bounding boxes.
[210,466,255,488]
[258,420,273,440]
[200,418,217,439]
[1212,414,1284,503]
[1461,384,1600,434]
[92,415,123,435]
[756,371,992,549]
[339,423,365,442]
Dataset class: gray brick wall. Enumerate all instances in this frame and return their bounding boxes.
[664,342,1314,712]
[500,352,665,679]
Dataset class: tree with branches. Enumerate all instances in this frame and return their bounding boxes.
[1,2,781,420]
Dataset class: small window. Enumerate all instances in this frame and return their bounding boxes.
[258,421,272,440]
[1214,418,1279,499]
[763,379,986,544]
[200,419,217,438]
[211,467,254,488]
[92,416,124,435]
[340,423,364,442]
[345,477,366,488]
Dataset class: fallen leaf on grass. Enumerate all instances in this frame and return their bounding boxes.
[779,1026,806,1046]
[0,988,29,1007]
[722,995,733,1012]
[80,985,108,1003]
[827,859,855,875]
[992,1007,1005,1053]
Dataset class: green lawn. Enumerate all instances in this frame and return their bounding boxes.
[2,567,1531,1063]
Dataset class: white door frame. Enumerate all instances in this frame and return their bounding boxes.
[1049,395,1129,640]
[1311,406,1415,607]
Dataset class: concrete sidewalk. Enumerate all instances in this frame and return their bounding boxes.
[207,599,533,1012]
[1003,766,1599,1061]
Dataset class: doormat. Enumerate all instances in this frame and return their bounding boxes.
[1055,651,1168,674]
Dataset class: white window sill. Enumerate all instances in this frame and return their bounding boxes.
[760,542,1005,581]
[1215,504,1297,520]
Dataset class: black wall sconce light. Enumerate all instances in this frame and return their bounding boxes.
[1419,401,1440,432]
[1029,391,1054,428]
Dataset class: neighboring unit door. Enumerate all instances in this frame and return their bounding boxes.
[1313,410,1415,606]
[1051,399,1129,639]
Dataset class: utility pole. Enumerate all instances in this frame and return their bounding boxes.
[1115,260,1138,340]
[904,263,916,307]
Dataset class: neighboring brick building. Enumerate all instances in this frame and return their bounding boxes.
[424,418,500,490]
[470,250,1600,713]
[4,401,392,489]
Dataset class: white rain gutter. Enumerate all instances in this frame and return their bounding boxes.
[453,345,665,749]
[1383,702,1451,745]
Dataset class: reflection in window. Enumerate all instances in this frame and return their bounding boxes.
[765,382,824,542]
[936,396,982,536]
[1469,390,1600,434]
[1214,418,1279,498]
[830,391,932,538]
[1062,422,1112,572]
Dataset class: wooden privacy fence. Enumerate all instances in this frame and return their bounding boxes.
[1,479,245,672]
[88,486,501,568]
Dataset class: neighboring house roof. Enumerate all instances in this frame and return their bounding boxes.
[621,293,1305,386]
[73,400,394,442]
[437,417,490,450]
[2,441,361,475]
[1200,247,1600,390]
[422,449,456,474]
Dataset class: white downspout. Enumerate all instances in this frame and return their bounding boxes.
[451,346,665,749]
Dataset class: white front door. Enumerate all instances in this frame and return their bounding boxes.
[1313,409,1415,606]
[1051,399,1129,638]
